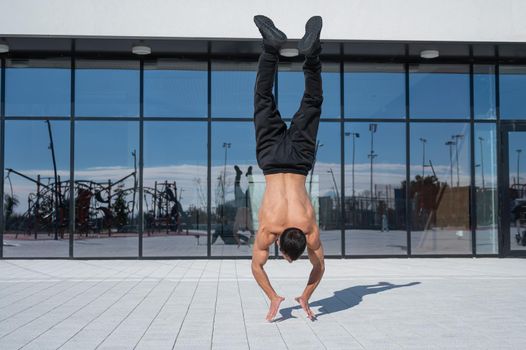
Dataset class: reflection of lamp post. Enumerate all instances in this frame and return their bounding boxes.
[345,132,360,198]
[517,149,523,185]
[419,137,427,177]
[445,140,456,188]
[478,137,485,190]
[327,168,340,212]
[368,123,378,199]
[452,134,464,187]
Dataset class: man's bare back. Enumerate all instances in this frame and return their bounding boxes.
[257,173,316,248]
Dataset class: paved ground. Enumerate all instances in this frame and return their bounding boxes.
[0,258,525,349]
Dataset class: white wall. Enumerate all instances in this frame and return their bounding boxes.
[0,0,525,42]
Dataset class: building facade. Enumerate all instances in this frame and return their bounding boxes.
[1,0,526,258]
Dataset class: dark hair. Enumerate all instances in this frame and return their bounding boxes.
[279,227,307,261]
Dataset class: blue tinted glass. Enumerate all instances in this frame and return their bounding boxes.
[474,123,498,254]
[144,60,207,117]
[212,61,256,117]
[76,60,139,117]
[211,122,260,257]
[6,59,70,116]
[500,66,526,119]
[143,121,207,256]
[409,65,469,119]
[474,65,496,119]
[410,122,471,254]
[344,64,405,118]
[4,120,70,257]
[344,122,406,255]
[278,62,340,118]
[74,121,139,257]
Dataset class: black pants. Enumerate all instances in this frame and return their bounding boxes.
[253,52,323,176]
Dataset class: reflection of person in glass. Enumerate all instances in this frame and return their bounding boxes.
[233,165,255,246]
[251,15,325,322]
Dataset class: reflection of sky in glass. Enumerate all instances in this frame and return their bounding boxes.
[278,63,340,118]
[144,121,207,209]
[144,69,207,117]
[344,122,405,197]
[4,121,70,213]
[500,66,526,119]
[474,124,497,188]
[6,68,70,117]
[509,132,526,185]
[474,66,496,119]
[212,70,256,117]
[76,67,139,117]
[344,67,405,118]
[410,123,470,186]
[410,66,469,118]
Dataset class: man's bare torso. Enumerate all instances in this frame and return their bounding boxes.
[257,173,317,247]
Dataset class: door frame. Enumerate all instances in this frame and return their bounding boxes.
[499,122,526,257]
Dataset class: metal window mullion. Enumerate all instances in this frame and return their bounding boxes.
[0,57,5,258]
[207,42,212,258]
[69,40,76,258]
[138,58,144,258]
[469,62,476,256]
[405,61,411,257]
[339,44,346,257]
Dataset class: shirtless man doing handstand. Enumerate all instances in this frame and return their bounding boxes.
[251,15,325,321]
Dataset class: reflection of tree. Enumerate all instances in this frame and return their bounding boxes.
[3,193,19,230]
[405,174,447,231]
[112,183,128,230]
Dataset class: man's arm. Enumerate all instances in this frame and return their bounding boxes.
[251,233,285,321]
[296,229,325,320]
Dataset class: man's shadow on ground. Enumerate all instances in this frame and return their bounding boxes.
[275,281,421,322]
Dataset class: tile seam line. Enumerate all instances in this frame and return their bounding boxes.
[54,261,167,349]
[132,261,196,349]
[92,260,187,350]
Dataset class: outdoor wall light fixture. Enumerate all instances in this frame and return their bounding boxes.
[280,48,299,57]
[0,43,10,53]
[132,45,151,55]
[420,49,439,59]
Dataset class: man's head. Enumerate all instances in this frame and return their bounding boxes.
[279,227,306,262]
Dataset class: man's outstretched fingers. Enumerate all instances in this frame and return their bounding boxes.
[295,296,314,320]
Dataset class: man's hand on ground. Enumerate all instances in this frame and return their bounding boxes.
[266,295,285,322]
[295,296,315,320]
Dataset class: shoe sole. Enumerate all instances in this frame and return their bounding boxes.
[254,15,287,42]
[298,16,322,54]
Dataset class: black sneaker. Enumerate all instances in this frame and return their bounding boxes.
[254,15,287,52]
[298,16,322,57]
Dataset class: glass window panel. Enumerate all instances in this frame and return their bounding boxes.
[144,59,207,117]
[508,131,526,251]
[344,63,405,118]
[74,121,139,257]
[344,122,407,255]
[211,122,260,257]
[409,65,470,119]
[310,122,342,255]
[474,65,496,120]
[75,60,139,117]
[143,121,207,256]
[500,66,526,119]
[3,120,70,257]
[211,121,342,257]
[410,123,471,254]
[278,61,340,118]
[212,60,256,117]
[474,124,498,254]
[6,58,70,117]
